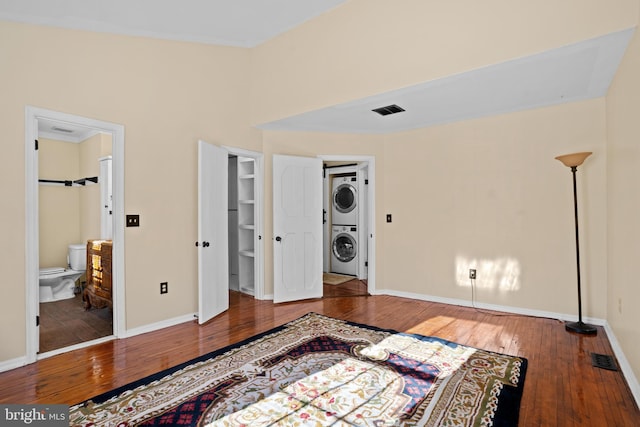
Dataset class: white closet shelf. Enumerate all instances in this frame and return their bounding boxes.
[239,174,255,179]
[239,250,255,257]
[238,200,255,204]
[239,224,255,230]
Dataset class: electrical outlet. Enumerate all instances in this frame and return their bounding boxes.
[160,282,168,294]
[469,269,476,279]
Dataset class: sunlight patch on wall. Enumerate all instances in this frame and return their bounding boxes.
[455,256,521,292]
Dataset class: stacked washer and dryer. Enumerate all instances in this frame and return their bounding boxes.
[331,174,359,276]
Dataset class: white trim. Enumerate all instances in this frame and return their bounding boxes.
[36,336,115,360]
[377,288,607,325]
[38,129,101,144]
[122,313,197,338]
[603,323,640,408]
[24,108,39,363]
[222,146,265,300]
[0,357,28,373]
[318,155,376,295]
[25,106,126,363]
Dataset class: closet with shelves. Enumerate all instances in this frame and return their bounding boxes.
[228,156,256,296]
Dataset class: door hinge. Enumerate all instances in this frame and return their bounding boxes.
[365,179,368,185]
[34,139,39,150]
[365,261,368,267]
[36,315,40,326]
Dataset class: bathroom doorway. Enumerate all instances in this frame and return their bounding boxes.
[25,107,125,362]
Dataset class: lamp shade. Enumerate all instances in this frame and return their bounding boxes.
[555,152,592,168]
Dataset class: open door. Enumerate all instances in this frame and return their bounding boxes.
[273,154,323,303]
[197,140,229,324]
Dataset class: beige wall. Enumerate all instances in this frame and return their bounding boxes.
[380,100,608,317]
[606,4,640,391]
[0,21,258,361]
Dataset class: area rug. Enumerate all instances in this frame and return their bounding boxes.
[322,272,354,285]
[69,313,527,426]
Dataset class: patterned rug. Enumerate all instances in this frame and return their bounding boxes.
[70,313,527,426]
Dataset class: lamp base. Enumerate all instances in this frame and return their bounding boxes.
[565,321,597,335]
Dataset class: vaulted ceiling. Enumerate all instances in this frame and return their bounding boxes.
[2,1,634,134]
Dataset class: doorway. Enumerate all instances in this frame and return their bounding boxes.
[321,157,373,298]
[197,141,264,324]
[226,147,264,299]
[25,107,125,362]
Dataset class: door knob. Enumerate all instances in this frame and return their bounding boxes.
[203,241,210,247]
[275,236,282,242]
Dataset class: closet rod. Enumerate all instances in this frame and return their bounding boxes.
[38,176,98,186]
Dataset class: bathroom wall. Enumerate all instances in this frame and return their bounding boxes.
[38,138,81,268]
[39,133,110,269]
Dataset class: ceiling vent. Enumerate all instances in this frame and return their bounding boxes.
[51,126,74,133]
[372,104,405,116]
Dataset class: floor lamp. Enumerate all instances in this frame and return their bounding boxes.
[555,151,597,335]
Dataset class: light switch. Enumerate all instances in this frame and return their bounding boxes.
[126,214,140,227]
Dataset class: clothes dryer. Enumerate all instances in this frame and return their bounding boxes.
[331,225,358,276]
[332,175,357,225]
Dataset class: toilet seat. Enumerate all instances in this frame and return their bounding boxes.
[40,267,66,276]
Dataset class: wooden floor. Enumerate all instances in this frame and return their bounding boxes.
[323,277,368,297]
[39,293,113,353]
[1,289,639,426]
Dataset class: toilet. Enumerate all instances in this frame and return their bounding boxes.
[39,244,87,303]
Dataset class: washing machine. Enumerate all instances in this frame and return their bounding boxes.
[331,225,358,276]
[332,175,357,225]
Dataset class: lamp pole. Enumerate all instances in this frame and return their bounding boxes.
[556,152,597,335]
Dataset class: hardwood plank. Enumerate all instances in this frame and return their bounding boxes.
[0,291,638,426]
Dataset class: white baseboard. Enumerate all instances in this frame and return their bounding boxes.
[376,288,606,325]
[122,313,197,338]
[603,323,640,408]
[0,356,27,374]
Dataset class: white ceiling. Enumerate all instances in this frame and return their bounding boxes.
[0,0,347,47]
[2,1,634,135]
[38,118,100,143]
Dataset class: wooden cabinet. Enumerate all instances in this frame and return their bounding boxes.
[83,240,112,310]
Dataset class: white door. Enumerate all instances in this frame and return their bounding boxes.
[357,164,368,280]
[273,154,323,303]
[198,140,229,324]
[100,156,113,240]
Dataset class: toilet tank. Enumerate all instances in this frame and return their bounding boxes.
[68,244,87,271]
